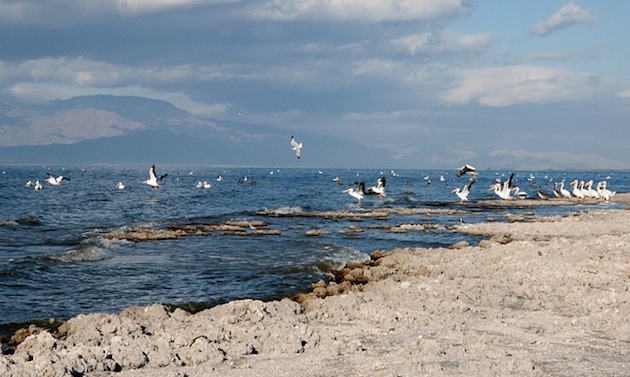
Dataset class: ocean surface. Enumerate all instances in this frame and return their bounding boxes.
[1,165,627,330]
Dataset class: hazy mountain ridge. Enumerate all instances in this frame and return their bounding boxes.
[0,95,397,168]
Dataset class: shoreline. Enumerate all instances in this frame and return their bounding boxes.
[2,202,630,376]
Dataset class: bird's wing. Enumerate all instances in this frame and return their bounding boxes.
[149,165,157,180]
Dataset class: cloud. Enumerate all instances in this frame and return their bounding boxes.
[488,149,630,170]
[17,57,198,86]
[530,2,594,36]
[392,32,496,56]
[251,0,464,22]
[441,65,608,107]
[0,1,117,27]
[114,0,237,16]
[10,82,228,117]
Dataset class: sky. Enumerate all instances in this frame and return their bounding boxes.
[1,0,630,169]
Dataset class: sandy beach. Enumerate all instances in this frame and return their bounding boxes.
[2,199,630,376]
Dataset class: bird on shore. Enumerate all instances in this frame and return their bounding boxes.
[46,173,70,187]
[536,186,551,200]
[570,180,585,200]
[558,181,572,199]
[290,136,303,159]
[456,164,477,178]
[343,182,365,204]
[511,186,528,199]
[143,164,168,190]
[584,180,599,199]
[364,177,386,199]
[452,179,475,203]
[490,173,513,200]
[596,181,615,201]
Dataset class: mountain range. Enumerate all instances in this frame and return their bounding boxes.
[0,95,397,168]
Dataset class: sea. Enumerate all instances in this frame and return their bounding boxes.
[1,165,627,332]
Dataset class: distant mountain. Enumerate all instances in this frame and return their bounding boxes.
[0,95,396,168]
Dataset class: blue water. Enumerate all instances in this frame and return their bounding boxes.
[0,165,627,327]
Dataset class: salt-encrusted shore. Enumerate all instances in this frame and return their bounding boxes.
[2,202,630,376]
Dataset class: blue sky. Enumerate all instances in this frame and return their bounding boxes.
[1,0,629,169]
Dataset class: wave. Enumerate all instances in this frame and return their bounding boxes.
[305,245,370,273]
[256,206,304,216]
[0,217,42,227]
[44,237,125,263]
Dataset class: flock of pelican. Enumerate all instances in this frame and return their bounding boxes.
[451,164,616,203]
[20,136,618,206]
[342,177,387,204]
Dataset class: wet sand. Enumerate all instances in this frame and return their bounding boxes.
[2,196,630,376]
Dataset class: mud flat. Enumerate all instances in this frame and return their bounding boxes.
[2,206,630,376]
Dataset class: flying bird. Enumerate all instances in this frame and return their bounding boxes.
[290,136,303,159]
[452,179,475,203]
[46,173,70,187]
[143,164,168,190]
[456,164,477,178]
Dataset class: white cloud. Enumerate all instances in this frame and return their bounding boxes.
[252,0,464,22]
[442,65,608,107]
[392,32,496,55]
[9,82,228,117]
[114,0,236,16]
[530,2,594,36]
[18,57,197,86]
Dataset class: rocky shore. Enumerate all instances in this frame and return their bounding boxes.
[2,205,630,376]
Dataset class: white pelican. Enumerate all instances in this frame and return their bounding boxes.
[143,164,168,190]
[116,181,125,190]
[511,186,528,199]
[290,135,303,159]
[365,177,386,199]
[343,182,365,204]
[596,181,615,202]
[216,175,223,182]
[558,181,572,199]
[46,173,70,186]
[570,180,584,200]
[490,173,513,200]
[452,179,475,203]
[25,180,34,188]
[584,180,599,199]
[34,181,42,191]
[456,164,477,178]
[196,181,211,189]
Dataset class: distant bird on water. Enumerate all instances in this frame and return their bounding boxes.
[46,173,70,187]
[364,177,386,199]
[290,136,303,159]
[343,182,365,204]
[143,164,168,190]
